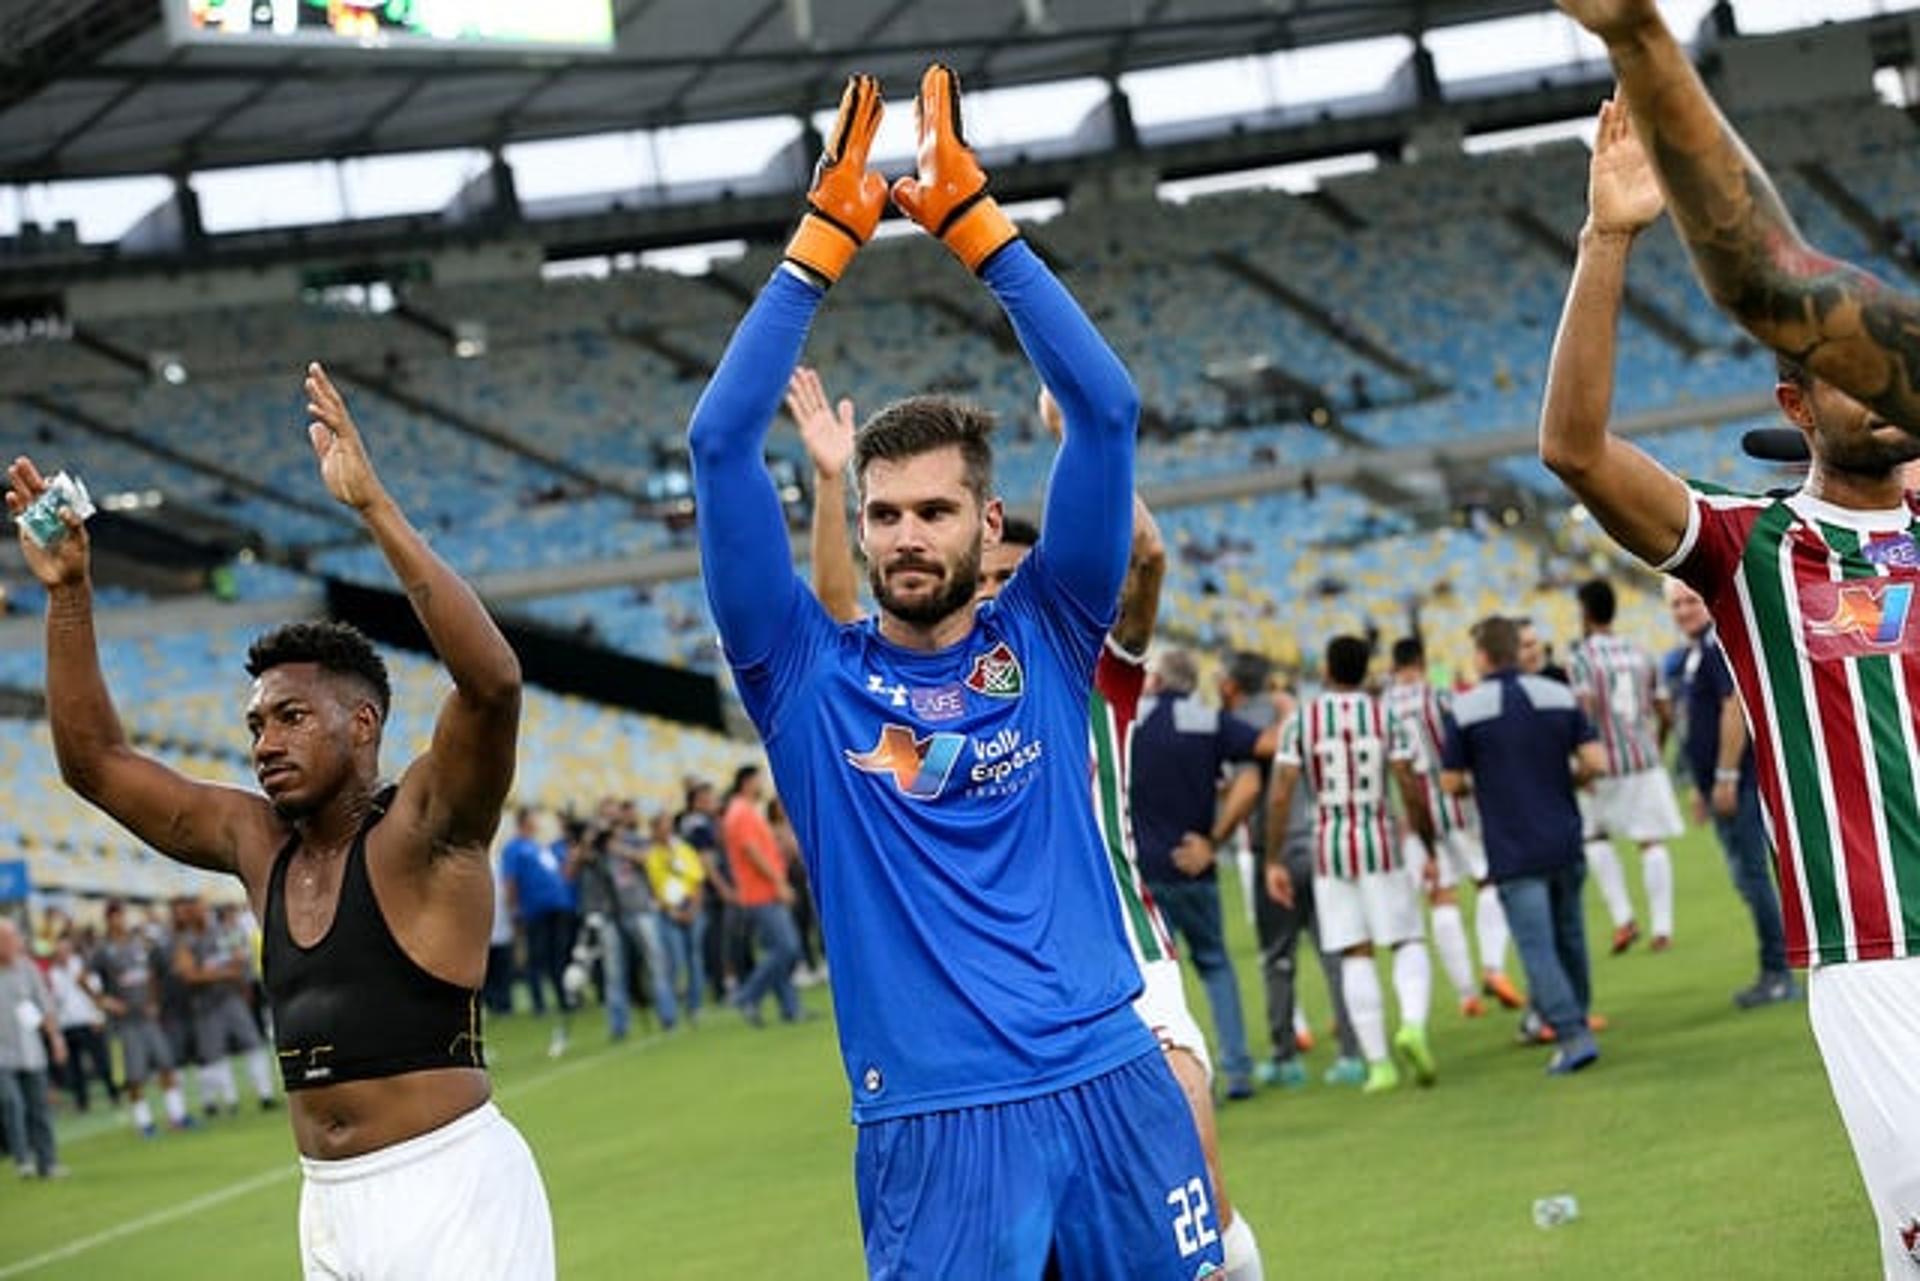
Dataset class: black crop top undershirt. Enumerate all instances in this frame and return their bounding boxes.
[262,788,484,1091]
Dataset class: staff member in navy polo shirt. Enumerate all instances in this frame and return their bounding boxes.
[1130,648,1277,1099]
[1441,616,1608,1076]
[1664,579,1795,1009]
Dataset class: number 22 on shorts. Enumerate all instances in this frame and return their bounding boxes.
[1167,1176,1219,1257]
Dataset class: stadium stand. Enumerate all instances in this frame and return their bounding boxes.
[0,623,749,889]
[1,3,1913,885]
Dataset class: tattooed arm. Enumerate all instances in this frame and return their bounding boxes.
[1559,1,1920,429]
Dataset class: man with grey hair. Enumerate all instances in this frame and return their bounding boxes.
[1155,649,1201,697]
[1131,647,1277,1099]
[0,918,67,1178]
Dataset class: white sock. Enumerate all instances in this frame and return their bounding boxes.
[1586,840,1634,928]
[1221,1210,1263,1281]
[162,1086,186,1124]
[1644,844,1674,939]
[1392,943,1432,1029]
[246,1049,273,1100]
[1475,884,1510,974]
[209,1060,238,1107]
[1291,1007,1310,1039]
[1430,904,1476,999]
[1342,956,1388,1064]
[131,1098,153,1131]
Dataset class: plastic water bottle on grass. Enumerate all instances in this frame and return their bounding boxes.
[1532,1195,1579,1229]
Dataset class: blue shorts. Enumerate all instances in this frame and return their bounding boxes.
[854,1051,1225,1280]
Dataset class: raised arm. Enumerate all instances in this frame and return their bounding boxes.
[691,77,885,666]
[1114,496,1166,656]
[7,458,274,877]
[1539,99,1694,566]
[892,65,1139,615]
[304,365,520,852]
[988,248,1138,614]
[1563,1,1920,429]
[1039,388,1163,652]
[788,367,864,624]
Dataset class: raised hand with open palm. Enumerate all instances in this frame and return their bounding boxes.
[1587,97,1664,240]
[785,367,856,480]
[304,362,390,514]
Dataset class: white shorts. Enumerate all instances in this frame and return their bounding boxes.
[299,1101,554,1281]
[1402,830,1488,892]
[1317,869,1424,953]
[1810,960,1920,1279]
[1133,956,1212,1085]
[1583,769,1685,843]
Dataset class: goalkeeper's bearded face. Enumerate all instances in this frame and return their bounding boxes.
[859,444,1004,628]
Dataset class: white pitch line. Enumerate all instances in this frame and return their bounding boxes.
[0,1034,658,1279]
[0,1166,295,1279]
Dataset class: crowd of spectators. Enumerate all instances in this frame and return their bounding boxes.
[491,765,824,1055]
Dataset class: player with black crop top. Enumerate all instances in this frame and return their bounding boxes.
[6,364,552,1278]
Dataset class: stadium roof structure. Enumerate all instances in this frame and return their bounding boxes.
[1,0,1566,181]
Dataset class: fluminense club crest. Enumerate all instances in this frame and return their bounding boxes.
[964,641,1024,699]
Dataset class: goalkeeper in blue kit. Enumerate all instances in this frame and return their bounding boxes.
[687,67,1225,1279]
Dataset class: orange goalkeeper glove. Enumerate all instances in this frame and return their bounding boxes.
[890,64,1018,273]
[784,74,888,286]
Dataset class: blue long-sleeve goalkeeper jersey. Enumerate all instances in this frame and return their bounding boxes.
[688,242,1153,1123]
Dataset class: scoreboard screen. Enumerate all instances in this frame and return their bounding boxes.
[170,1,615,54]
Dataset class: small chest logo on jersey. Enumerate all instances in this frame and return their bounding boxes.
[1865,533,1920,571]
[909,683,966,722]
[1805,580,1916,659]
[866,674,909,709]
[845,726,965,800]
[965,642,1024,699]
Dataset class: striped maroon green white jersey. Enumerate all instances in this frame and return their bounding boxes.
[1661,484,1920,967]
[1569,633,1664,776]
[1382,676,1476,838]
[1278,689,1414,880]
[1090,640,1177,966]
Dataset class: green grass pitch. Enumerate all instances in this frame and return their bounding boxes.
[0,823,1873,1278]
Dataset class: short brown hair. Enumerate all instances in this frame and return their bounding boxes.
[853,396,995,503]
[1472,615,1521,669]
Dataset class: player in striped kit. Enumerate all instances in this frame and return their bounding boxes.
[792,374,1263,1279]
[1541,68,1920,1272]
[1266,636,1437,1094]
[1386,637,1522,1017]
[1569,578,1684,953]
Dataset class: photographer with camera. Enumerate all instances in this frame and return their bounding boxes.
[566,802,680,1041]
